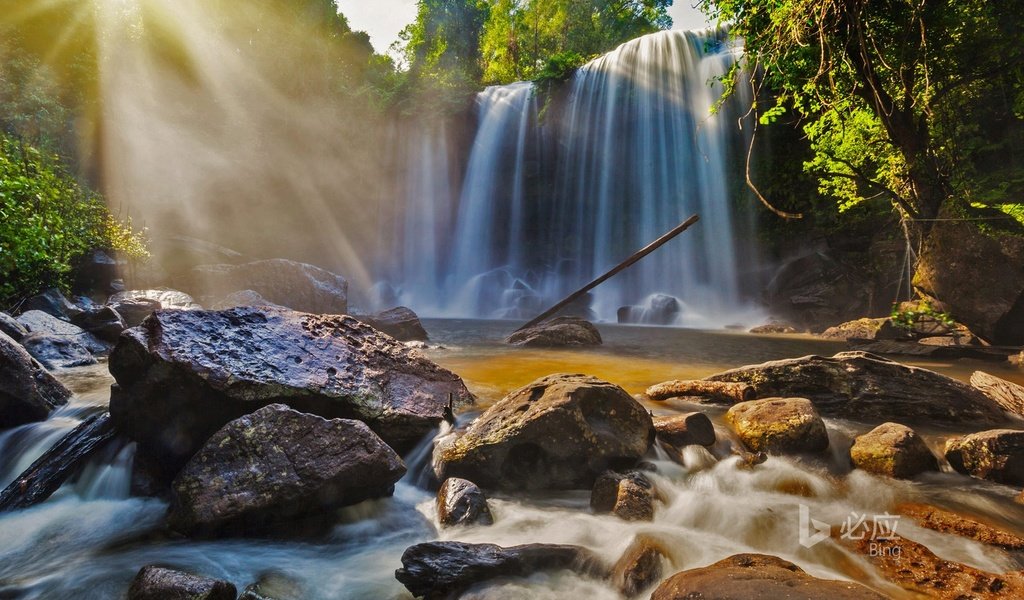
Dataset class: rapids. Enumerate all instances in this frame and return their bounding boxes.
[1,322,1023,599]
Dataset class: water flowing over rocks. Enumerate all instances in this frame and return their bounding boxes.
[394,541,606,600]
[611,535,669,597]
[944,429,1024,485]
[725,398,830,455]
[169,404,405,536]
[651,553,885,600]
[109,306,473,479]
[434,374,653,491]
[127,565,237,600]
[189,258,348,314]
[436,477,493,527]
[590,470,656,521]
[355,306,429,341]
[707,351,1008,426]
[895,503,1024,551]
[0,330,71,428]
[505,316,602,347]
[849,422,939,479]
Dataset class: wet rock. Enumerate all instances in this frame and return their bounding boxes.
[749,321,798,334]
[238,572,304,600]
[820,317,897,341]
[707,351,1006,426]
[437,477,493,527]
[505,316,601,347]
[109,289,202,313]
[971,371,1024,417]
[652,553,884,599]
[107,297,164,328]
[169,404,405,536]
[617,294,683,325]
[944,429,1024,485]
[109,307,472,479]
[356,306,429,341]
[850,339,1001,361]
[435,374,653,491]
[590,470,655,521]
[16,310,108,354]
[210,290,285,311]
[0,312,27,341]
[189,259,347,314]
[20,332,97,369]
[21,288,84,320]
[646,380,754,403]
[70,305,126,343]
[725,398,829,455]
[849,423,938,479]
[612,535,669,597]
[895,502,1024,551]
[653,413,716,447]
[394,541,605,600]
[127,565,236,600]
[0,330,72,428]
[72,249,123,295]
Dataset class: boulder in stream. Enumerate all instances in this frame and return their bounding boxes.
[109,306,472,479]
[189,258,348,314]
[0,330,72,428]
[169,404,405,536]
[944,429,1024,485]
[19,332,97,370]
[395,541,605,600]
[590,470,656,521]
[434,374,653,491]
[108,289,200,326]
[653,413,716,448]
[436,477,493,527]
[612,535,670,597]
[16,310,108,355]
[127,565,237,600]
[725,398,829,455]
[706,351,1007,426]
[69,305,127,343]
[355,306,429,341]
[21,288,84,321]
[505,316,602,347]
[849,422,938,479]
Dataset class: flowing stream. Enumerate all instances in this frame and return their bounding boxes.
[2,323,1023,599]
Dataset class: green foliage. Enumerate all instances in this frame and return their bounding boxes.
[890,301,955,331]
[0,135,148,305]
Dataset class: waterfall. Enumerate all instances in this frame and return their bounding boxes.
[389,28,758,326]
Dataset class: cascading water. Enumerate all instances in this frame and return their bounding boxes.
[388,28,759,326]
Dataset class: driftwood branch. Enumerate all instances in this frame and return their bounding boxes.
[646,380,756,403]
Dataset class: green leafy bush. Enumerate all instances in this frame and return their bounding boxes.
[890,301,955,332]
[0,135,148,305]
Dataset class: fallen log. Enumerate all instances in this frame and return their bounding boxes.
[970,371,1024,417]
[645,380,755,403]
[0,412,117,512]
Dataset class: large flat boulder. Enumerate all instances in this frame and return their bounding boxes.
[0,331,71,429]
[169,404,405,536]
[189,259,348,314]
[706,351,1006,426]
[16,310,108,355]
[109,306,473,479]
[434,374,653,491]
[506,316,601,347]
[19,332,97,370]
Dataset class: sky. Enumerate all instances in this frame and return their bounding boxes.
[336,1,714,55]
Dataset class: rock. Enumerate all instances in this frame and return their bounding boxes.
[725,398,829,455]
[914,216,1024,344]
[617,294,683,325]
[127,565,237,600]
[169,404,405,536]
[394,541,605,600]
[895,503,1024,551]
[238,572,304,600]
[653,413,716,447]
[210,290,285,311]
[16,310,108,354]
[849,423,938,479]
[707,351,1006,426]
[437,477,493,527]
[0,312,27,341]
[0,331,72,428]
[356,307,429,341]
[0,413,116,511]
[21,288,84,320]
[109,289,202,313]
[434,374,653,491]
[70,305,127,343]
[849,339,1002,361]
[646,380,754,403]
[820,317,899,341]
[107,298,164,328]
[19,333,97,370]
[145,234,246,281]
[971,371,1024,417]
[750,321,798,334]
[72,249,123,295]
[612,535,669,597]
[189,259,348,314]
[109,307,472,479]
[590,470,655,521]
[505,316,601,347]
[944,429,1024,485]
[651,553,885,600]
[1012,352,1024,369]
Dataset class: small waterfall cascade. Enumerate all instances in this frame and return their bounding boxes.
[387,28,758,326]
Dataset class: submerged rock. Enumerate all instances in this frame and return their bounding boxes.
[896,502,1024,551]
[0,330,72,428]
[707,351,1006,426]
[127,565,236,600]
[16,310,108,355]
[590,470,655,521]
[944,429,1024,485]
[651,554,885,600]
[356,306,429,341]
[109,307,472,479]
[436,477,493,527]
[170,404,405,536]
[394,541,605,600]
[189,258,348,314]
[238,572,305,600]
[725,398,829,455]
[435,374,653,491]
[19,332,97,370]
[505,316,602,347]
[849,422,938,479]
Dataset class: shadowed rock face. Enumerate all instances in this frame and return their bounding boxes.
[0,331,71,429]
[437,477,493,527]
[355,307,429,342]
[127,566,236,600]
[170,404,405,536]
[707,351,1007,426]
[109,306,473,479]
[944,429,1024,485]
